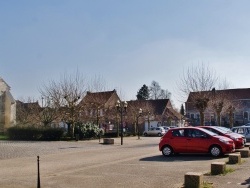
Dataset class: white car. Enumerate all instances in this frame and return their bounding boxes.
[143,127,166,137]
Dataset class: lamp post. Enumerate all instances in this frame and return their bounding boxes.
[116,100,127,145]
[136,108,143,140]
[96,107,101,142]
[147,111,151,131]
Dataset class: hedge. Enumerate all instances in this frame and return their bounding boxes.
[7,126,65,141]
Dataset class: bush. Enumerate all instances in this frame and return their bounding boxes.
[75,122,100,139]
[7,126,64,141]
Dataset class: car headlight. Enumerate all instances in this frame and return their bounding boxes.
[229,136,238,141]
[219,138,229,144]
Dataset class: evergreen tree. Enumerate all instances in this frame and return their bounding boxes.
[136,84,149,100]
[180,104,185,115]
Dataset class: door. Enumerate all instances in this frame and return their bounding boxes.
[169,129,187,153]
[185,129,210,153]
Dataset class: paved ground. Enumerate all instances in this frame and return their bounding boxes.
[0,137,250,188]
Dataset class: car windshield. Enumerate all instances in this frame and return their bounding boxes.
[216,126,232,133]
[197,128,218,136]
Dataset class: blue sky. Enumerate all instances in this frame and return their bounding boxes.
[1,1,250,109]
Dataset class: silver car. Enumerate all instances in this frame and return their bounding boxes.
[231,125,250,142]
[143,127,166,137]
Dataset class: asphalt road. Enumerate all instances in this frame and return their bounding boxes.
[0,137,249,188]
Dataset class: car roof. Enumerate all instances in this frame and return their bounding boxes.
[232,125,250,128]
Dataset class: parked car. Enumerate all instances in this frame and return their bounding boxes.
[159,127,235,157]
[163,126,170,132]
[143,127,166,137]
[199,126,245,149]
[231,125,250,142]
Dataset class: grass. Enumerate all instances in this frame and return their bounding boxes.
[205,167,235,176]
[181,181,213,188]
[0,134,8,140]
[202,181,213,188]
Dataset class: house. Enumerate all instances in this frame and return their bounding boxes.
[126,99,184,133]
[78,89,120,132]
[16,100,41,125]
[0,77,16,133]
[185,88,250,127]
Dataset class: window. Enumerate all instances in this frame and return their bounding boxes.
[187,129,207,138]
[243,111,249,121]
[172,129,184,137]
[196,114,200,119]
[100,109,103,116]
[191,114,195,119]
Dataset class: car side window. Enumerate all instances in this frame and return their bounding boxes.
[188,129,207,138]
[172,130,184,137]
[238,128,244,134]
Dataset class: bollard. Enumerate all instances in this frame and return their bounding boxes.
[184,172,203,188]
[211,162,226,175]
[37,156,40,188]
[228,153,241,164]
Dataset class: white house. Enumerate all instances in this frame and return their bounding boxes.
[0,77,16,133]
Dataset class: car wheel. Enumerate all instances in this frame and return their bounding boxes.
[144,133,148,136]
[162,146,173,156]
[210,145,221,157]
[158,133,162,137]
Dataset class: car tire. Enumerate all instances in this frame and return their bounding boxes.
[158,133,162,137]
[162,145,173,156]
[144,133,148,136]
[210,145,222,157]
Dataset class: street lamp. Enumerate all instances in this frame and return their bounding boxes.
[147,111,151,131]
[116,100,128,145]
[96,106,101,142]
[136,108,143,140]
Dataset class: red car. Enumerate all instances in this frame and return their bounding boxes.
[159,127,235,157]
[199,126,245,149]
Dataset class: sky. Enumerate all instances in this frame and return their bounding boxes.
[1,1,250,109]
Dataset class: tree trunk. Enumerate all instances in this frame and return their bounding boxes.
[216,112,221,126]
[200,111,205,126]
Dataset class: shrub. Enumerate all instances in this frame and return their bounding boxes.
[7,126,64,141]
[75,122,100,139]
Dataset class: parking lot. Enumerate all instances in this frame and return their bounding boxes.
[0,137,250,188]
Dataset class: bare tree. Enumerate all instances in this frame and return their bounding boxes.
[126,100,155,135]
[39,71,87,138]
[149,81,172,100]
[87,75,107,92]
[178,63,218,126]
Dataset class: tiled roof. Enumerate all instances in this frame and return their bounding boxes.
[186,88,250,102]
[127,99,170,115]
[80,90,116,105]
[16,100,41,110]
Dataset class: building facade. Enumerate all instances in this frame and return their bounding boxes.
[0,78,16,133]
[185,88,250,127]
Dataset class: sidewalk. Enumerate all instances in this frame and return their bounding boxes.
[204,145,250,188]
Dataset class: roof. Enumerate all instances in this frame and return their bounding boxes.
[0,77,10,92]
[127,99,170,115]
[80,90,117,106]
[16,100,41,110]
[186,88,250,102]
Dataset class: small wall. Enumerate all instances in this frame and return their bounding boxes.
[103,138,114,144]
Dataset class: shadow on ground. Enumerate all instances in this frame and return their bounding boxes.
[241,177,250,187]
[140,153,228,162]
